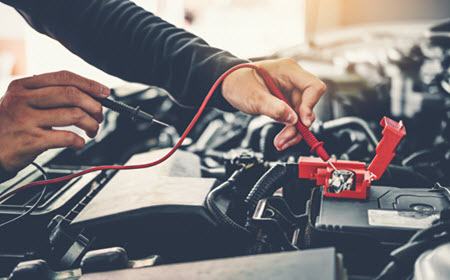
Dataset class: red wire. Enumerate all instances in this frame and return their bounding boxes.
[0,63,260,203]
[1,63,330,203]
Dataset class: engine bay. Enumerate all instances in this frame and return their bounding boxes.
[0,20,449,280]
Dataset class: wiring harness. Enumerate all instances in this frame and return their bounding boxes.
[0,162,47,229]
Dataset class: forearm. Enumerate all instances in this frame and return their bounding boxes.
[2,0,248,110]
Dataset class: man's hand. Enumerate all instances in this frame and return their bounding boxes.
[0,71,110,173]
[221,59,326,151]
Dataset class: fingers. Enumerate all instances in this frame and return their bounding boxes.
[40,130,86,150]
[27,86,104,123]
[279,132,303,150]
[35,107,100,138]
[299,80,326,109]
[274,125,297,149]
[274,125,303,150]
[297,103,316,128]
[254,92,298,125]
[289,66,326,126]
[17,70,110,98]
[297,81,325,126]
[0,72,106,173]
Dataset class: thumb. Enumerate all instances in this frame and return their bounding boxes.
[256,94,298,125]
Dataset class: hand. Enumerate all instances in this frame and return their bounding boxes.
[0,71,110,173]
[221,59,326,151]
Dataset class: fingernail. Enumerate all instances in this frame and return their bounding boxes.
[304,115,312,127]
[280,142,290,150]
[286,112,297,124]
[101,85,110,97]
[277,137,287,149]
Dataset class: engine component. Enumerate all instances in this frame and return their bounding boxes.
[245,164,297,212]
[67,149,247,263]
[7,248,162,280]
[8,259,53,280]
[375,205,450,280]
[70,149,216,229]
[80,248,345,280]
[206,166,249,233]
[414,242,450,280]
[248,196,305,253]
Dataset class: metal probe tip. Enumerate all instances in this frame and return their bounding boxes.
[152,119,170,127]
[327,160,339,173]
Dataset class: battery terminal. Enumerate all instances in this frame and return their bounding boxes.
[328,170,355,194]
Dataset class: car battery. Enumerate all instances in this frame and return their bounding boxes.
[303,185,449,275]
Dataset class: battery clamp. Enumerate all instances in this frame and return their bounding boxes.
[298,117,406,199]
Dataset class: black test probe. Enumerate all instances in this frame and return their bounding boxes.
[96,97,169,127]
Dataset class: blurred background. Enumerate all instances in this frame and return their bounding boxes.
[0,2,449,277]
[0,0,449,92]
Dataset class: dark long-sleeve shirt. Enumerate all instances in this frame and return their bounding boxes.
[1,0,248,111]
[0,0,249,182]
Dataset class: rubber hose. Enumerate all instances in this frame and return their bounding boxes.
[206,168,250,234]
[245,164,290,212]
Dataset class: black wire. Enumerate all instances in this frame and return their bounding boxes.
[0,162,48,229]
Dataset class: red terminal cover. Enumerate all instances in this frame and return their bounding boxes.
[298,157,372,199]
[368,117,406,180]
[298,117,406,200]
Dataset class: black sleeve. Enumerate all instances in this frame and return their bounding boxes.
[0,0,249,111]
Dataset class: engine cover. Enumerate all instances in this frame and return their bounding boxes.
[70,149,228,262]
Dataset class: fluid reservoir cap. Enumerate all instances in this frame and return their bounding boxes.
[81,247,129,274]
[9,259,51,280]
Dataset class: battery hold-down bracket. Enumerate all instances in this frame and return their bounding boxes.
[298,117,406,199]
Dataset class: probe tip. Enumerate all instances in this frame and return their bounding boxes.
[327,160,339,173]
[153,119,170,127]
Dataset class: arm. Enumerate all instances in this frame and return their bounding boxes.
[2,0,248,111]
[0,0,327,179]
[4,0,326,149]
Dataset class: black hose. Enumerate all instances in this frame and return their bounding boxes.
[409,221,450,244]
[206,167,250,234]
[245,164,297,212]
[321,117,379,148]
[374,261,398,280]
[376,165,433,188]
